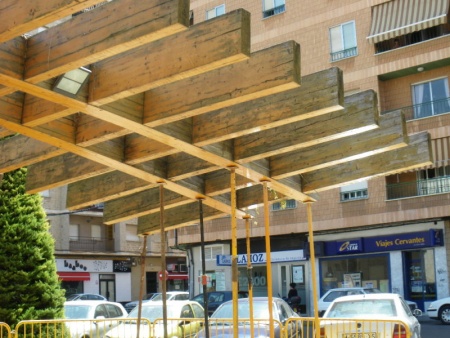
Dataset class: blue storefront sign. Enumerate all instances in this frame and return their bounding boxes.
[216,249,305,266]
[324,229,443,256]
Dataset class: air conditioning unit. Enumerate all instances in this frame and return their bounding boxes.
[179,264,187,273]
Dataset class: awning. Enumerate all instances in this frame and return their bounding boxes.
[58,272,90,281]
[367,0,449,43]
[167,273,188,280]
[430,136,450,168]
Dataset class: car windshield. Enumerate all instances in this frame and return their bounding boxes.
[364,288,382,294]
[66,294,80,301]
[327,299,396,318]
[64,305,91,319]
[212,302,274,319]
[129,305,179,321]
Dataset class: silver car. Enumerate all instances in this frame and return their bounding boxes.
[64,300,128,338]
[321,293,422,338]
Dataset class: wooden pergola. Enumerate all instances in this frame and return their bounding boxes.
[0,0,432,232]
[0,1,433,335]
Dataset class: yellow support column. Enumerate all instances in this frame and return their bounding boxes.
[244,215,255,338]
[229,167,239,338]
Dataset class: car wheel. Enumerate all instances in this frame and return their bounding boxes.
[438,305,450,324]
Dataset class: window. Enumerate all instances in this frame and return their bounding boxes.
[206,4,225,20]
[412,78,450,119]
[92,224,102,239]
[329,21,357,62]
[202,245,223,261]
[263,0,285,18]
[271,199,297,211]
[126,224,139,241]
[69,224,79,240]
[340,181,368,201]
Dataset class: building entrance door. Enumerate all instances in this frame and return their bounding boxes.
[100,274,116,301]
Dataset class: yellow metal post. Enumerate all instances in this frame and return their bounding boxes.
[262,181,274,338]
[306,200,321,338]
[136,235,147,338]
[159,183,168,338]
[229,167,239,337]
[244,215,254,338]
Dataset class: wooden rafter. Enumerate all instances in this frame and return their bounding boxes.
[0,0,432,234]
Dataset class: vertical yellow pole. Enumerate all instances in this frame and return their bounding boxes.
[262,181,274,338]
[136,235,147,338]
[159,183,168,338]
[306,200,320,338]
[229,167,239,337]
[244,215,255,338]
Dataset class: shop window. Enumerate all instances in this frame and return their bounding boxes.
[263,0,285,18]
[320,255,389,295]
[329,21,357,62]
[206,4,225,20]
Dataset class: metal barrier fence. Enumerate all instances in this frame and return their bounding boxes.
[0,317,413,338]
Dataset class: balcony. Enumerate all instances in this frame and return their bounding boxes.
[330,46,358,62]
[69,237,114,252]
[382,97,450,121]
[386,177,450,200]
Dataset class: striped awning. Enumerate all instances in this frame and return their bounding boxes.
[430,136,450,169]
[367,0,449,43]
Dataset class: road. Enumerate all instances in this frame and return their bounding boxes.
[419,316,449,338]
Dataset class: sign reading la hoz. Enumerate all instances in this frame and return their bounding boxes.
[216,250,305,266]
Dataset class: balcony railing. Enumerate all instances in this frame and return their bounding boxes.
[386,177,450,200]
[382,97,450,121]
[69,237,114,252]
[330,46,358,62]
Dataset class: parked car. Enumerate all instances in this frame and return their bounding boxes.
[191,290,249,315]
[150,291,190,301]
[64,300,128,338]
[196,297,302,338]
[321,294,422,338]
[124,293,157,313]
[66,293,107,301]
[318,287,418,316]
[105,300,205,338]
[427,296,450,324]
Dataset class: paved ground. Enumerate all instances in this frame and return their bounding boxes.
[419,315,449,338]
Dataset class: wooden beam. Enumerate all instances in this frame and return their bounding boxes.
[233,90,379,163]
[0,0,105,44]
[144,40,301,127]
[193,67,343,146]
[24,0,190,82]
[138,203,225,235]
[89,9,251,105]
[301,132,432,193]
[271,110,408,178]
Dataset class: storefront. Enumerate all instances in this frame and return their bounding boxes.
[56,258,132,303]
[316,224,447,311]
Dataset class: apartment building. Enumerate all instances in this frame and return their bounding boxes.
[174,0,450,313]
[44,186,188,303]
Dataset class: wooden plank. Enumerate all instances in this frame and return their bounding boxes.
[0,0,104,44]
[144,40,301,126]
[24,0,190,82]
[0,38,27,83]
[138,203,225,235]
[0,134,64,172]
[270,110,408,179]
[193,67,343,146]
[89,9,251,105]
[233,90,379,163]
[67,172,157,210]
[103,189,190,225]
[301,132,433,193]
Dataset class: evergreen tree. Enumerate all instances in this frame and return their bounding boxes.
[0,168,65,328]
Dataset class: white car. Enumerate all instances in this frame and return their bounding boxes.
[427,296,450,324]
[322,293,422,338]
[105,300,205,338]
[318,287,418,316]
[64,300,128,338]
[150,291,189,302]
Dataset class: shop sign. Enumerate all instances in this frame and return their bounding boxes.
[364,229,444,252]
[216,249,305,266]
[335,239,363,254]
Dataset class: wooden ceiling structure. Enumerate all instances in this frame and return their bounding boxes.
[0,0,433,235]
